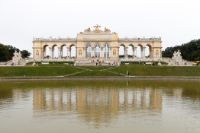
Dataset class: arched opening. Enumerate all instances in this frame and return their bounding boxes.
[136,44,143,58]
[128,44,134,58]
[119,44,125,58]
[61,45,67,58]
[86,44,92,58]
[43,45,51,58]
[70,45,76,58]
[104,44,109,59]
[95,44,100,58]
[52,45,59,58]
[144,44,151,58]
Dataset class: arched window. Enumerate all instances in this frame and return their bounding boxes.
[119,44,125,58]
[136,44,143,58]
[61,45,67,58]
[95,44,100,58]
[86,45,92,58]
[128,44,134,58]
[43,45,51,58]
[144,44,151,58]
[70,45,76,57]
[52,45,59,58]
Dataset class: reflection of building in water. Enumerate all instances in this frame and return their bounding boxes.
[33,88,162,125]
[33,89,46,111]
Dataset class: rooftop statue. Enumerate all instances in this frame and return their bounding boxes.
[93,24,102,32]
[82,25,112,33]
[104,27,111,32]
[84,27,91,32]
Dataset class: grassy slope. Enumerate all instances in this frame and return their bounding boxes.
[0,65,80,76]
[110,64,200,76]
[0,64,200,77]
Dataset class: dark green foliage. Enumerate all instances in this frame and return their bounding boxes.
[162,39,200,61]
[21,50,30,58]
[0,43,30,61]
[0,44,10,61]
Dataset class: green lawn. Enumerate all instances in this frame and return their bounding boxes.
[110,64,200,76]
[0,65,80,76]
[0,64,200,77]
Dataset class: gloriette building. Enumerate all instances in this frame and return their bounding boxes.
[33,25,162,66]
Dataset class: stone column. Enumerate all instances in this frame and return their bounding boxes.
[67,47,70,58]
[49,47,52,59]
[85,47,87,58]
[42,48,45,59]
[83,47,86,58]
[52,47,55,58]
[58,47,61,59]
[125,47,128,58]
[142,47,145,58]
[100,47,103,58]
[75,46,77,58]
[134,47,137,58]
[108,47,111,58]
[92,47,95,57]
[148,48,151,58]
[60,48,63,58]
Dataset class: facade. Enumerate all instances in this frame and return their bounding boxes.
[33,25,162,65]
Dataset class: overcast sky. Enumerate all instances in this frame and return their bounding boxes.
[1,0,200,54]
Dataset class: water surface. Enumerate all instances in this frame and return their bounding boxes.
[0,80,200,133]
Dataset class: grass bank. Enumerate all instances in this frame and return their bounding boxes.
[0,64,200,77]
[0,65,80,76]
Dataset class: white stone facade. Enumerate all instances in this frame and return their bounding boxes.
[33,25,162,65]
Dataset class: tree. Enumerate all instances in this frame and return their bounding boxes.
[21,50,30,58]
[0,43,30,62]
[0,43,9,61]
[162,39,200,61]
[7,45,19,60]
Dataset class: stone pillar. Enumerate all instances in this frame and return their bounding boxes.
[49,47,52,58]
[100,47,103,58]
[142,47,145,58]
[134,47,137,58]
[85,47,87,58]
[149,48,152,58]
[52,47,55,58]
[58,47,61,58]
[144,47,146,58]
[67,47,70,58]
[125,47,128,58]
[75,46,77,58]
[108,47,111,58]
[61,47,63,58]
[92,47,95,57]
[83,47,86,58]
[40,48,45,59]
[104,48,106,59]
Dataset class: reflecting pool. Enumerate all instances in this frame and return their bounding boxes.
[0,80,200,133]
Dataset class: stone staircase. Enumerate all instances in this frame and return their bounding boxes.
[74,59,119,66]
